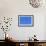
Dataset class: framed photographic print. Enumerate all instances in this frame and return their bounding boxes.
[18,15,34,27]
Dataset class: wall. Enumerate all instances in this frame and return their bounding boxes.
[0,0,46,40]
